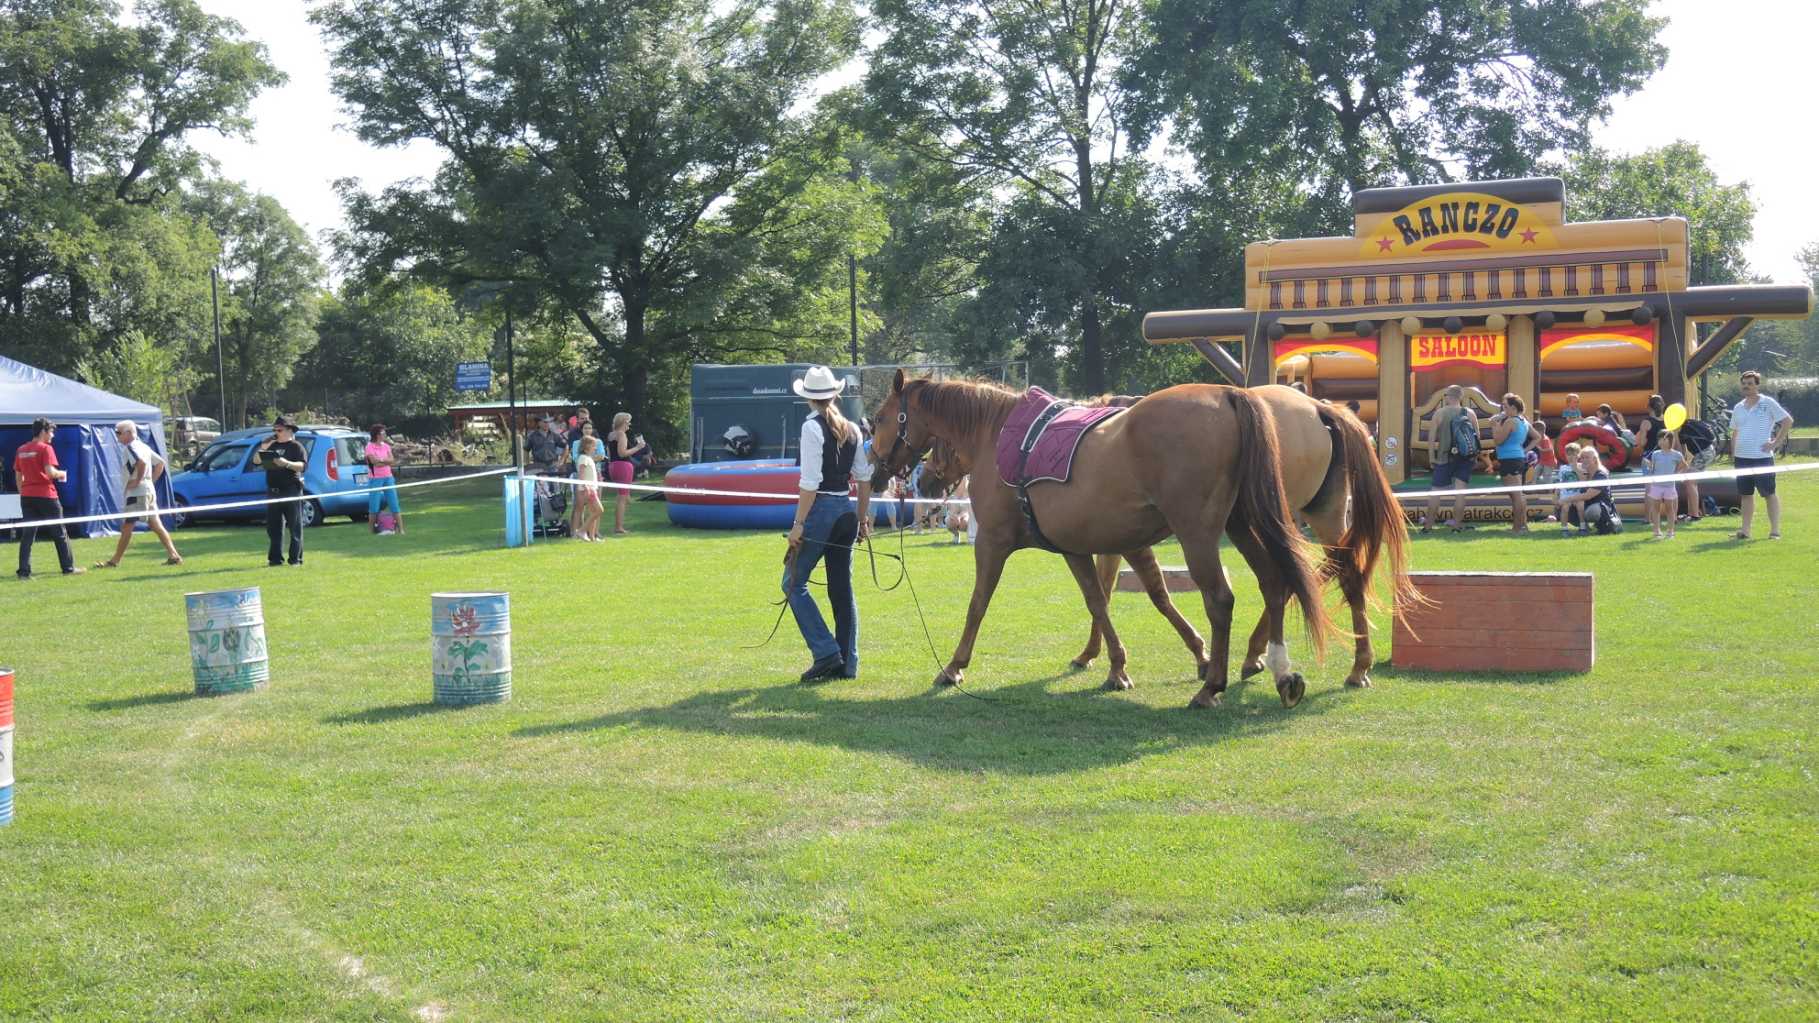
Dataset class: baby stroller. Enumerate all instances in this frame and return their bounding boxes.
[531,467,570,538]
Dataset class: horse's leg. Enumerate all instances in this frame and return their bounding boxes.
[1062,552,1132,691]
[1240,612,1271,680]
[1304,500,1372,688]
[1070,553,1121,670]
[936,541,1010,687]
[1178,529,1237,709]
[1121,545,1209,679]
[1227,529,1306,708]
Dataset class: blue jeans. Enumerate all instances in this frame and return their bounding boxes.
[782,493,859,675]
[368,479,400,517]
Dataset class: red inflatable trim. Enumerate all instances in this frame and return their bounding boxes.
[1555,423,1632,473]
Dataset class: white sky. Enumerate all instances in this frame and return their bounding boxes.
[194,0,1814,283]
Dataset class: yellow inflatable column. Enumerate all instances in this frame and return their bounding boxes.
[1507,315,1537,410]
[1377,319,1409,484]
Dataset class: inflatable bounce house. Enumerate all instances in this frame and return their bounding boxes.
[1143,177,1812,519]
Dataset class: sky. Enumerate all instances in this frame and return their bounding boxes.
[194,0,1816,283]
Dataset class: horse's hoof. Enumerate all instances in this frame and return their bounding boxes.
[1345,674,1372,689]
[935,669,961,687]
[1277,672,1306,708]
[1240,659,1265,680]
[1188,688,1223,709]
[1068,657,1091,672]
[1102,674,1133,692]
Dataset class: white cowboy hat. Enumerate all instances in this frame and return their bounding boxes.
[791,365,844,400]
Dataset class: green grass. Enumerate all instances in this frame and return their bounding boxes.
[2,472,1817,1021]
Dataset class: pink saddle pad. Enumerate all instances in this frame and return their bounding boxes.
[995,387,1126,486]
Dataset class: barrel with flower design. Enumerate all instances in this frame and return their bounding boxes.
[431,592,512,705]
[0,668,14,825]
[185,587,270,696]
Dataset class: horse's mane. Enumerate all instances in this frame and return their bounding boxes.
[906,376,1022,443]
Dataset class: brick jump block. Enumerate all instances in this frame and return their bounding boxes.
[1393,571,1594,674]
[1116,565,1228,593]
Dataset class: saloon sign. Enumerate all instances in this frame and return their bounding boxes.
[1410,331,1506,372]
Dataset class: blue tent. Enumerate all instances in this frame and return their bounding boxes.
[0,355,173,538]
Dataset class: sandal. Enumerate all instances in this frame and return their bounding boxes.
[163,556,183,566]
[93,560,118,569]
[1769,532,1781,540]
[1733,531,1750,540]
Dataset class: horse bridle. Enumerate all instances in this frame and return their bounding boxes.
[878,384,925,483]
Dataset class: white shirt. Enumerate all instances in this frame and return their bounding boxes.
[122,438,163,498]
[798,415,872,493]
[1731,394,1791,458]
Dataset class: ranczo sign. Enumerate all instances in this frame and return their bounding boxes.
[1361,191,1557,257]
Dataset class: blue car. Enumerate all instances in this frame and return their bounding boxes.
[169,427,374,529]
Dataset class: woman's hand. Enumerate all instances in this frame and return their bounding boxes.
[857,518,872,543]
[787,522,804,551]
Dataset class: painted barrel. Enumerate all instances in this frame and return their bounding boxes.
[431,592,512,705]
[184,587,270,696]
[0,668,13,826]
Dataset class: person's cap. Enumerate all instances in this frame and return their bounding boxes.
[539,413,556,423]
[792,365,844,400]
[272,416,296,430]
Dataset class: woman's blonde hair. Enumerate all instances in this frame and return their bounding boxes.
[809,397,855,447]
[612,412,631,430]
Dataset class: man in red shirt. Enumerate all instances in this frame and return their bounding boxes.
[13,417,82,579]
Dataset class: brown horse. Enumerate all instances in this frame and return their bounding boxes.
[1067,386,1416,689]
[868,370,1335,708]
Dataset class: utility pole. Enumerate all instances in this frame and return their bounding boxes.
[506,306,520,468]
[210,267,227,426]
[848,253,859,366]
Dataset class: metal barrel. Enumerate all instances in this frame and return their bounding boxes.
[0,668,13,825]
[431,592,512,705]
[184,587,270,697]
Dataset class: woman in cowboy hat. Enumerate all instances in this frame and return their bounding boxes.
[784,365,876,682]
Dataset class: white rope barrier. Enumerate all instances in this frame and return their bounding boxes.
[9,467,517,531]
[523,459,1819,506]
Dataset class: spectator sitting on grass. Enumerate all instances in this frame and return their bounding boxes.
[1557,447,1621,536]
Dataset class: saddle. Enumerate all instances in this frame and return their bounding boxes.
[994,387,1128,553]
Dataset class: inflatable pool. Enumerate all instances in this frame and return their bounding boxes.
[664,459,902,529]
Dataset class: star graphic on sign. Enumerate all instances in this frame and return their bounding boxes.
[1520,228,1538,244]
[1376,237,1394,253]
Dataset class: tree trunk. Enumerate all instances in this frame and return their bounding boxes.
[622,298,650,428]
[1079,294,1105,394]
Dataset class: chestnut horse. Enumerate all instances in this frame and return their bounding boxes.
[1066,386,1416,689]
[868,370,1335,708]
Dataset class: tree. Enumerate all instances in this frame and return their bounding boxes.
[1131,0,1667,198]
[865,0,1159,393]
[0,0,282,372]
[189,182,324,427]
[313,0,863,433]
[291,283,493,430]
[1548,141,1755,287]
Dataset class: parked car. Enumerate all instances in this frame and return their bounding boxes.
[169,427,373,529]
[168,416,222,461]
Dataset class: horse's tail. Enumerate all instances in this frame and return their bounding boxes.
[1228,389,1334,656]
[1325,404,1422,620]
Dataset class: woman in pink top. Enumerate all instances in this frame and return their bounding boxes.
[365,424,403,534]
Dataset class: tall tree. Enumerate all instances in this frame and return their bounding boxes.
[290,283,492,429]
[1548,141,1755,287]
[866,0,1154,392]
[1131,0,1667,198]
[189,182,324,427]
[313,0,863,430]
[0,0,282,371]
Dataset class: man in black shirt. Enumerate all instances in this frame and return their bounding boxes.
[258,418,309,565]
[526,414,569,532]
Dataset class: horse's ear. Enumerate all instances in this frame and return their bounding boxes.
[892,368,905,394]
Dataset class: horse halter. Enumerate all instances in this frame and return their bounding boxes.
[877,386,923,483]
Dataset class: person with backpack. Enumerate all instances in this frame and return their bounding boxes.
[94,420,183,569]
[1423,385,1480,533]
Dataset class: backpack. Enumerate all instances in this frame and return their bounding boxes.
[1448,413,1480,458]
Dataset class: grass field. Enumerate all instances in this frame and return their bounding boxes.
[2,470,1817,1021]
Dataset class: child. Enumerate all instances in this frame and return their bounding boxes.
[1562,393,1584,422]
[945,475,973,544]
[1551,441,1582,529]
[571,436,605,541]
[1529,415,1556,480]
[1643,429,1690,539]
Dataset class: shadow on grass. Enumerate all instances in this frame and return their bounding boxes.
[87,690,194,711]
[1369,662,1578,686]
[511,669,1352,775]
[322,701,467,726]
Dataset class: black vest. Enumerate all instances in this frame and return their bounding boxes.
[814,412,857,492]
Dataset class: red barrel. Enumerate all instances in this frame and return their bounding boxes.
[0,667,11,727]
[0,667,13,825]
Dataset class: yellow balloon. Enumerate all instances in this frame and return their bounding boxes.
[1663,402,1687,432]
